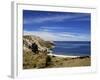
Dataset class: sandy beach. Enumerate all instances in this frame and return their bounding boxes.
[48,53,80,58]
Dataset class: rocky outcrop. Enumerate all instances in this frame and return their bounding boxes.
[23,35,54,54]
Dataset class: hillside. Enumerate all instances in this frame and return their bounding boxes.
[23,35,54,52]
[23,35,90,69]
[23,35,54,69]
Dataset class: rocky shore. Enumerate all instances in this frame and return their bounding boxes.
[23,35,91,69]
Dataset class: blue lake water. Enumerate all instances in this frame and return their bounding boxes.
[52,41,91,56]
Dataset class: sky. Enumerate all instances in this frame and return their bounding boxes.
[23,10,91,41]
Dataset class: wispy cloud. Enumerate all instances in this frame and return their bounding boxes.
[24,13,89,24]
[39,26,68,30]
[35,26,70,32]
[24,15,70,24]
[24,30,90,41]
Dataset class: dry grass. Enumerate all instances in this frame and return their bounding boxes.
[23,51,91,69]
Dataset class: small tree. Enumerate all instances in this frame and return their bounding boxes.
[31,43,38,54]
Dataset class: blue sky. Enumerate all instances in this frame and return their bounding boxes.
[23,10,91,41]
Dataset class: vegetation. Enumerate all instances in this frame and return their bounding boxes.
[23,50,90,69]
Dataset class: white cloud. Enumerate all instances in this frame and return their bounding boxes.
[24,30,90,41]
[24,14,86,24]
[24,31,58,41]
[40,26,69,30]
[24,15,69,24]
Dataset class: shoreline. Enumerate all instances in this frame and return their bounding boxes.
[23,51,91,69]
[48,53,80,58]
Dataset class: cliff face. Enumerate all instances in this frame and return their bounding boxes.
[23,35,54,69]
[23,35,54,53]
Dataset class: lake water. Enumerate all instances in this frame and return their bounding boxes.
[52,41,91,56]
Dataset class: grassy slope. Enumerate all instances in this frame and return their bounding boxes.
[23,51,90,69]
